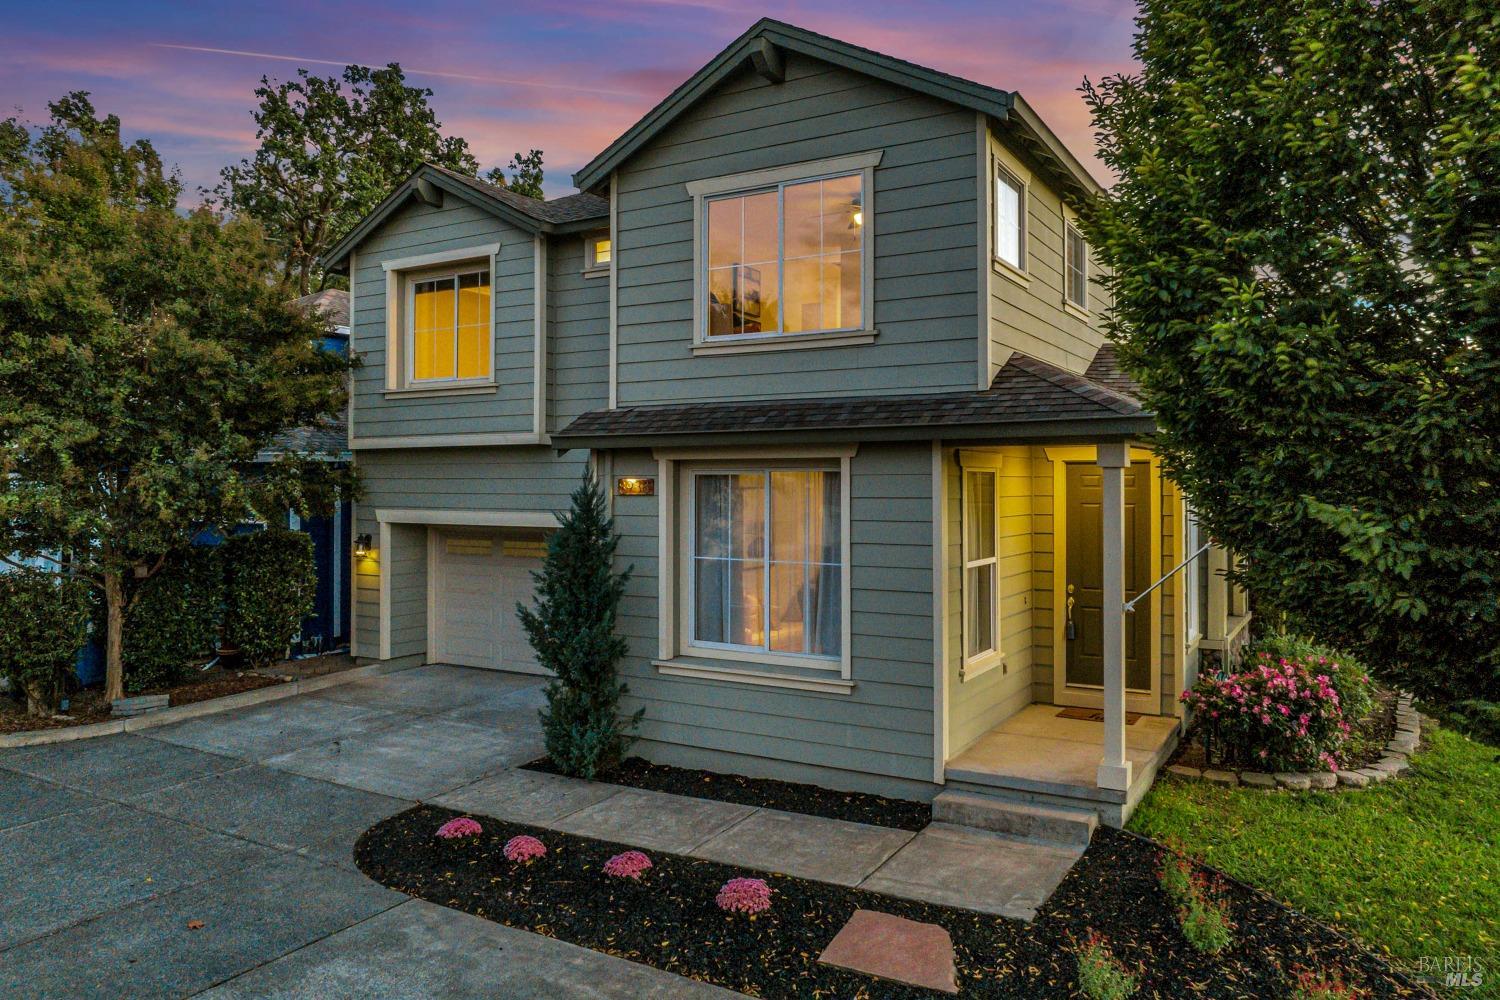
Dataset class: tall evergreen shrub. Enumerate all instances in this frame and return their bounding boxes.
[0,569,90,715]
[223,530,316,668]
[124,546,223,692]
[519,474,639,778]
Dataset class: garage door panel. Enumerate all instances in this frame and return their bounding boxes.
[432,529,547,675]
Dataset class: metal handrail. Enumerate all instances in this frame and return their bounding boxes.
[1123,542,1210,614]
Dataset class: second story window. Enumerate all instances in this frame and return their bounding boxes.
[995,166,1026,272]
[589,235,611,269]
[705,172,864,339]
[1065,222,1088,311]
[410,269,491,382]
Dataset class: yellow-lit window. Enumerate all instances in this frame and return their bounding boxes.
[410,270,490,382]
[590,236,611,267]
[704,172,863,339]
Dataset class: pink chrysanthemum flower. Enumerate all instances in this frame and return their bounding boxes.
[716,877,772,914]
[503,835,547,863]
[435,817,483,839]
[603,850,653,880]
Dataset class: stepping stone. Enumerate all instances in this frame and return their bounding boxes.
[818,909,958,995]
[1240,771,1277,789]
[1166,765,1202,780]
[1337,770,1371,788]
[1307,772,1337,790]
[1202,769,1239,786]
[1274,773,1312,790]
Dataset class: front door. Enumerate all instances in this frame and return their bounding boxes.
[1059,461,1155,708]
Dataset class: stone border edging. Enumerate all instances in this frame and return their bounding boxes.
[1165,693,1421,791]
[0,659,416,749]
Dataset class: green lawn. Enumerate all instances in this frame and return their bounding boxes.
[1129,724,1499,998]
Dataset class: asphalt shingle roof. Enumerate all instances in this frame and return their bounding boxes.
[1083,342,1142,402]
[553,349,1150,446]
[426,165,609,225]
[290,288,350,327]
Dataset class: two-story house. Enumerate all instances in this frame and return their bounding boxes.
[321,19,1250,830]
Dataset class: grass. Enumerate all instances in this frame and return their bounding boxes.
[1130,722,1499,998]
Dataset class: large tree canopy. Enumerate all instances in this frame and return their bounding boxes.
[1083,1,1498,702]
[213,64,479,295]
[0,93,356,701]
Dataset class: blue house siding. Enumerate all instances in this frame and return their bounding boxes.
[613,53,980,406]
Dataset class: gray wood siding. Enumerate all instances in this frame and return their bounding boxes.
[349,446,587,658]
[986,132,1112,378]
[609,443,937,796]
[614,54,980,405]
[350,198,535,440]
[548,236,610,428]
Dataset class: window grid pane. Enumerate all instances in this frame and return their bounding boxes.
[412,270,489,382]
[1065,226,1087,309]
[692,469,840,660]
[996,171,1023,269]
[705,172,862,340]
[964,469,999,660]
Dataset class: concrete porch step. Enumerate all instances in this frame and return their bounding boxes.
[931,790,1098,848]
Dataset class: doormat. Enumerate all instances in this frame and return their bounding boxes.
[1057,707,1144,725]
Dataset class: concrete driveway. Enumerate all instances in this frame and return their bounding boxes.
[0,665,737,999]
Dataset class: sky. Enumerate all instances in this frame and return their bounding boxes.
[0,0,1141,201]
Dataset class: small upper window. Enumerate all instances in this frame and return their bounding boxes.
[995,167,1026,271]
[1065,223,1087,310]
[589,235,611,269]
[704,172,864,339]
[410,269,490,382]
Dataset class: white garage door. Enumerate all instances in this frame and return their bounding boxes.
[431,529,547,675]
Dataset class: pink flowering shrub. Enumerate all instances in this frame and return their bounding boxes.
[715,877,772,914]
[1182,653,1354,771]
[503,835,547,863]
[435,817,483,839]
[603,850,653,880]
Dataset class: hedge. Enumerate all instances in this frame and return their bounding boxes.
[222,530,316,668]
[0,569,91,716]
[124,546,223,693]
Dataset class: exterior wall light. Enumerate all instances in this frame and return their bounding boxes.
[354,533,373,557]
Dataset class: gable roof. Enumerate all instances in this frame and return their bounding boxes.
[572,18,1103,203]
[320,164,608,274]
[550,350,1151,451]
[290,288,350,327]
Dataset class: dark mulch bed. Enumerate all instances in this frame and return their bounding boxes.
[1172,688,1398,773]
[523,755,932,832]
[356,804,1430,999]
[0,668,287,734]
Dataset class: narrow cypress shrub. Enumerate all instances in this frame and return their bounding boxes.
[223,530,316,668]
[519,474,639,779]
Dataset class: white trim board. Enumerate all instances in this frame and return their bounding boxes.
[375,508,557,529]
[352,431,547,450]
[380,244,501,272]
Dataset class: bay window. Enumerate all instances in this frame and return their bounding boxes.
[690,468,842,661]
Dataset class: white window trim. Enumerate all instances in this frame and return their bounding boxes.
[959,450,1004,681]
[1062,205,1089,318]
[660,454,854,681]
[689,151,881,352]
[382,243,499,393]
[991,142,1031,284]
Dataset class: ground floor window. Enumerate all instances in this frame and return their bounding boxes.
[690,468,842,660]
[963,467,999,662]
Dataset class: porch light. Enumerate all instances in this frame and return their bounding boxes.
[354,533,373,558]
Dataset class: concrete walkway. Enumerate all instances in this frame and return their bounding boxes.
[438,763,1081,921]
[0,665,736,999]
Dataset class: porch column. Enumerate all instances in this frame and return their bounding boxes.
[1096,441,1133,792]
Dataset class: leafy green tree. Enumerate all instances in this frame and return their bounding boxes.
[518,474,640,778]
[1083,1,1499,703]
[214,64,479,295]
[0,93,355,703]
[484,149,545,199]
[0,568,90,716]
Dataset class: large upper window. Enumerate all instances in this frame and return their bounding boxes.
[995,166,1026,272]
[963,468,999,664]
[691,469,842,660]
[409,268,491,382]
[1065,222,1088,310]
[705,173,864,339]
